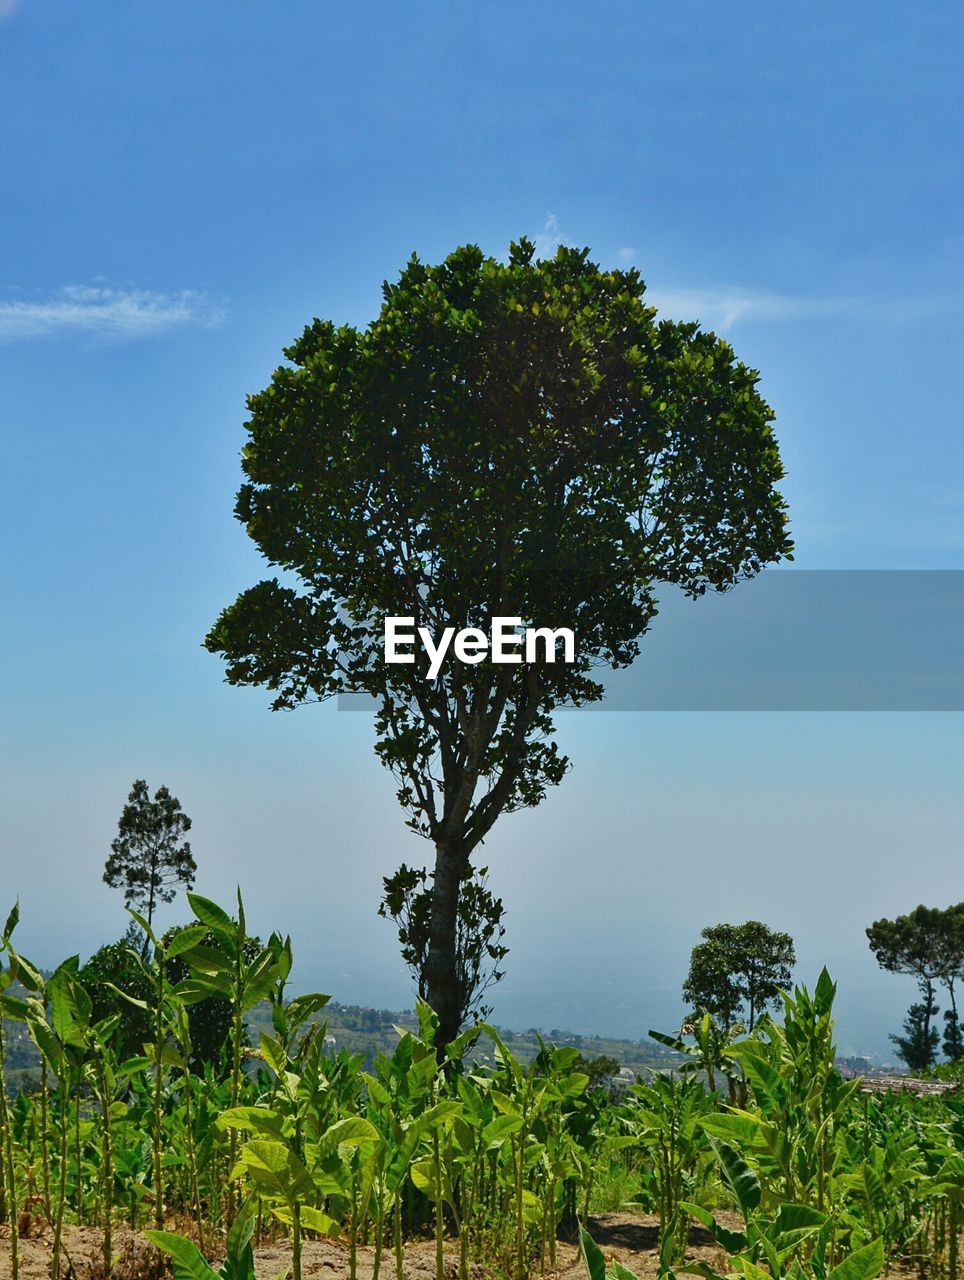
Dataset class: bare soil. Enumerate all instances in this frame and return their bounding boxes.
[0,1211,933,1280]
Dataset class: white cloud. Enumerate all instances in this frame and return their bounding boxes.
[0,284,226,343]
[533,214,570,259]
[529,221,852,331]
[644,286,859,332]
[527,216,964,332]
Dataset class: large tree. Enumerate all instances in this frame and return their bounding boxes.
[103,779,197,944]
[682,920,796,1031]
[205,240,791,1052]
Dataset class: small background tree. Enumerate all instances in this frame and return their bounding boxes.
[868,902,964,1066]
[937,903,964,1061]
[79,921,153,1059]
[164,927,264,1072]
[103,779,197,945]
[891,993,941,1071]
[682,920,796,1031]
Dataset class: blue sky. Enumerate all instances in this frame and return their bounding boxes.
[1,2,962,1058]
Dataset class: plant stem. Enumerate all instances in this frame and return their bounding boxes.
[39,1060,51,1219]
[97,1057,113,1273]
[0,1021,19,1280]
[153,963,165,1231]
[53,1071,69,1280]
[292,1201,302,1280]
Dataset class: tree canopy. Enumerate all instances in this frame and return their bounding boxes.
[682,920,796,1031]
[867,902,964,1065]
[79,922,154,1061]
[206,239,792,1049]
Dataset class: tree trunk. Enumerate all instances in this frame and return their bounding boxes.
[424,839,469,1057]
[147,848,159,932]
[947,978,960,1060]
[923,978,936,1063]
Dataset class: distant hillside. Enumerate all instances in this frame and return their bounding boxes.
[4,994,682,1087]
[248,1000,684,1076]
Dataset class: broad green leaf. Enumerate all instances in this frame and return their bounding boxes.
[859,1163,886,1212]
[700,1112,761,1147]
[609,1264,639,1280]
[740,1053,785,1112]
[732,1260,771,1280]
[679,1202,714,1231]
[579,1227,606,1280]
[814,967,837,1017]
[164,924,209,960]
[659,1207,679,1276]
[319,1116,379,1157]
[363,1074,391,1109]
[188,893,235,934]
[482,1114,523,1148]
[127,909,158,946]
[773,1203,827,1236]
[180,943,234,976]
[142,1041,185,1069]
[710,1138,761,1216]
[409,1100,461,1140]
[490,1088,520,1118]
[26,1018,64,1072]
[678,1201,747,1254]
[677,1265,729,1280]
[218,1107,286,1138]
[826,1239,884,1280]
[259,1032,288,1077]
[105,982,150,1011]
[286,992,331,1028]
[410,1158,435,1197]
[146,1232,218,1280]
[47,963,89,1046]
[3,902,19,941]
[0,994,29,1020]
[10,953,43,991]
[222,1201,257,1280]
[236,1140,313,1204]
[272,1205,340,1237]
[555,1071,590,1098]
[520,1188,541,1225]
[649,1029,687,1052]
[241,948,282,1010]
[175,975,233,1004]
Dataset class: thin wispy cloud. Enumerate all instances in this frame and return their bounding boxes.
[532,213,570,258]
[0,284,226,343]
[644,286,859,332]
[529,223,854,331]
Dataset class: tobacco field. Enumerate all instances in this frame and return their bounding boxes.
[0,894,960,1280]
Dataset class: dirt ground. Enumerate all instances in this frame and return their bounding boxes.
[0,1211,935,1280]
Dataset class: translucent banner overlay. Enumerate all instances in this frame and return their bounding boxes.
[337,571,964,711]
